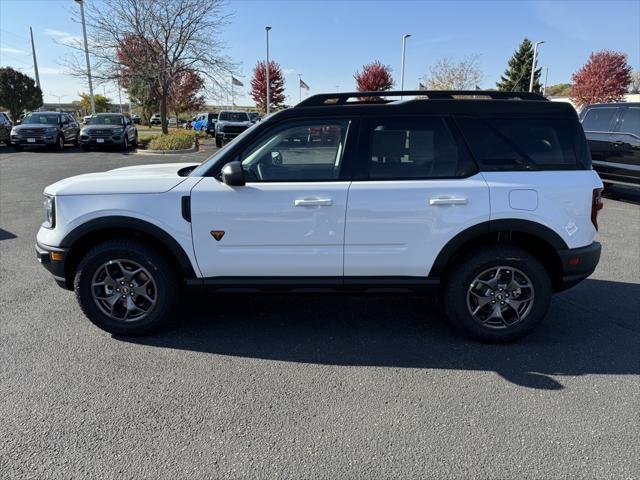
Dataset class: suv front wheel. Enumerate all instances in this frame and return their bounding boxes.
[74,239,179,335]
[444,246,551,343]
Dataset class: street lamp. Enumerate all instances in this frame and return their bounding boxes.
[75,0,95,115]
[529,40,544,93]
[50,92,66,111]
[265,26,272,115]
[400,33,411,100]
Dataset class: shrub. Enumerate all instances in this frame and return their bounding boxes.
[148,131,195,151]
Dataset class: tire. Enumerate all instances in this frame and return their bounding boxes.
[81,145,91,152]
[121,135,129,151]
[215,136,222,148]
[74,239,179,335]
[444,245,551,343]
[56,135,64,151]
[73,132,80,147]
[131,133,138,148]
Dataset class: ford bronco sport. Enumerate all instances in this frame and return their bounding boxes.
[36,91,603,342]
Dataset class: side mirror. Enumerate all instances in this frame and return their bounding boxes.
[221,161,245,186]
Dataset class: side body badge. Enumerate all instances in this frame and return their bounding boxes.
[211,230,225,241]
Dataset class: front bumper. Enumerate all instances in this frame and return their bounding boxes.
[556,241,601,291]
[80,135,123,146]
[36,242,71,289]
[217,131,246,141]
[11,136,57,146]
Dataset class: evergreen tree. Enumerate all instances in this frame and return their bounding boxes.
[497,38,542,92]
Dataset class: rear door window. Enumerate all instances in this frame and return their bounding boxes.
[581,107,618,132]
[457,117,583,170]
[617,108,640,136]
[363,116,477,180]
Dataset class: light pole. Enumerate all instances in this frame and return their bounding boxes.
[400,34,411,100]
[75,0,95,115]
[529,40,544,93]
[50,92,66,111]
[265,26,271,115]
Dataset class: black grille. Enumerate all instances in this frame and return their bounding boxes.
[20,128,46,136]
[223,125,248,134]
[88,130,114,138]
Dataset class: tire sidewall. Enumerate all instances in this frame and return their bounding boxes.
[74,242,178,335]
[445,247,552,343]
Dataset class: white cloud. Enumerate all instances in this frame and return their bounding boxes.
[44,28,83,46]
[283,68,297,76]
[39,67,63,75]
[1,47,27,54]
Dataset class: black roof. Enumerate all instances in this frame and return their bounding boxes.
[583,102,640,108]
[275,90,578,120]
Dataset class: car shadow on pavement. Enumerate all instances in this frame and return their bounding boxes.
[0,228,17,240]
[119,278,640,390]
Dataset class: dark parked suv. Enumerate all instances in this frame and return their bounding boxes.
[580,102,639,187]
[80,113,138,151]
[11,111,80,151]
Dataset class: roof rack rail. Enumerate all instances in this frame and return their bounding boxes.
[296,90,547,107]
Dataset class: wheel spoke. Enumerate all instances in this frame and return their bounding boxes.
[91,258,157,323]
[467,266,535,330]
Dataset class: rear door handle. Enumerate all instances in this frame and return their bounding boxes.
[429,196,468,206]
[294,198,333,207]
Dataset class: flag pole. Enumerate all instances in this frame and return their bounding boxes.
[298,74,302,103]
[231,76,234,107]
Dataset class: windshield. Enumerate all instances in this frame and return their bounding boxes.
[189,121,261,177]
[218,111,249,122]
[88,115,124,125]
[22,113,60,125]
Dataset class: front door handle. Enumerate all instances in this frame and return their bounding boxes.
[294,198,333,207]
[429,196,468,206]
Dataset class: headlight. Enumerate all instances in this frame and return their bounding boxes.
[45,127,58,134]
[43,195,55,229]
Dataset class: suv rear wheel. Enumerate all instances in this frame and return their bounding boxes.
[444,246,551,343]
[74,239,179,335]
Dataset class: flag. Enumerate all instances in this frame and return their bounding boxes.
[418,82,426,90]
[299,78,310,91]
[231,76,243,87]
[475,85,481,90]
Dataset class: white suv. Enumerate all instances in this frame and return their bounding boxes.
[36,91,603,342]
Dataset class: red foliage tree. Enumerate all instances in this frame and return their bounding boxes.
[354,61,394,92]
[249,61,286,113]
[570,50,632,107]
[167,70,205,119]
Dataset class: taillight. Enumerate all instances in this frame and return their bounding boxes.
[591,188,604,230]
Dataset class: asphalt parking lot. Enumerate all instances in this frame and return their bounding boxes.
[1,144,639,479]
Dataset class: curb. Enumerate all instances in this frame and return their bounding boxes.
[133,144,198,155]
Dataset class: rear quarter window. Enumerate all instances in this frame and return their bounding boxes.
[456,116,588,171]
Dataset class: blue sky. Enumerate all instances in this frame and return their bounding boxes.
[1,0,638,106]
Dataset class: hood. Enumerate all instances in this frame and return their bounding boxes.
[13,123,59,130]
[44,162,199,196]
[218,120,252,127]
[82,124,124,131]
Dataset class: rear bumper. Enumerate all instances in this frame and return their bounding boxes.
[36,242,71,289]
[555,241,601,291]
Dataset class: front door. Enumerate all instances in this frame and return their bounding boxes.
[344,116,490,277]
[191,118,356,277]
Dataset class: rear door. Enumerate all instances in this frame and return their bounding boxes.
[581,106,621,165]
[344,115,489,277]
[608,106,640,185]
